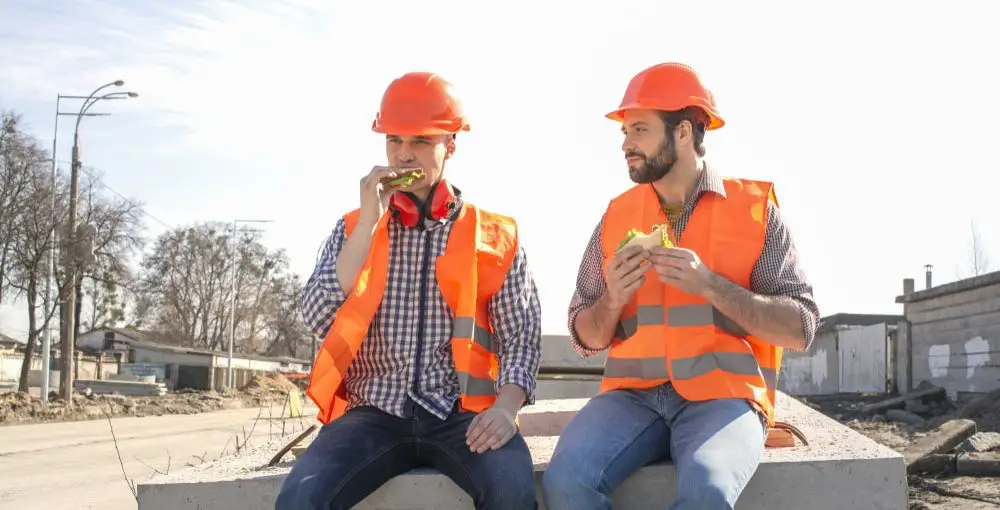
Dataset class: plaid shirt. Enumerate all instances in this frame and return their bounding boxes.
[568,164,821,356]
[302,195,542,420]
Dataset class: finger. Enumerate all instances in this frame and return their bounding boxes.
[611,246,647,270]
[471,416,504,452]
[476,420,509,453]
[367,166,398,184]
[465,413,483,441]
[491,427,516,451]
[466,415,492,448]
[612,252,649,279]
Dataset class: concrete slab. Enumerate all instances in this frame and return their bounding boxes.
[137,392,907,510]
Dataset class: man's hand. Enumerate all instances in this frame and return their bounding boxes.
[649,246,715,296]
[465,406,517,454]
[358,166,399,227]
[606,245,650,309]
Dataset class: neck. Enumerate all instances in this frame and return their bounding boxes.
[651,157,702,209]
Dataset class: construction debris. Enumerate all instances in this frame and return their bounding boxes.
[904,419,977,474]
[803,383,1000,509]
[0,371,303,426]
[74,379,168,397]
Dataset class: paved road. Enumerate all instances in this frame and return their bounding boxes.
[0,405,316,510]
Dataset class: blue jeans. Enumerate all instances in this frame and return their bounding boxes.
[541,383,767,510]
[275,401,537,510]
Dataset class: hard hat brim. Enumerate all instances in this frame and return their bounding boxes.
[606,101,725,130]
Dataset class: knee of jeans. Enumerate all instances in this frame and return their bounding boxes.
[541,450,600,499]
[274,466,328,510]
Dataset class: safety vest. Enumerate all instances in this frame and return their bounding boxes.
[598,178,782,427]
[305,203,518,424]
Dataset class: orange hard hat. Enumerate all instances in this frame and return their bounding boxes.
[606,63,724,130]
[372,72,470,136]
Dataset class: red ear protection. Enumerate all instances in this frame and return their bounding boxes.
[389,180,460,228]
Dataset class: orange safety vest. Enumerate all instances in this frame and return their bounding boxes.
[598,177,783,428]
[305,203,518,424]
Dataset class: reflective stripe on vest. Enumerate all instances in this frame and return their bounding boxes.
[598,177,782,425]
[305,204,517,424]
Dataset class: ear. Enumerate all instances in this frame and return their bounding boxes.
[675,120,692,146]
[444,136,456,159]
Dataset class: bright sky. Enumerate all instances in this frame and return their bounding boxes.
[0,0,998,340]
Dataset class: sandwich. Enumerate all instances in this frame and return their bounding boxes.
[381,168,425,190]
[616,224,674,252]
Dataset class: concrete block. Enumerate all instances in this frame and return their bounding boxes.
[137,392,907,510]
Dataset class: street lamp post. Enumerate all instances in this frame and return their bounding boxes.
[61,81,137,404]
[43,92,130,404]
[227,219,273,389]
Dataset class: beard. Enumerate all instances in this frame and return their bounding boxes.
[626,137,677,184]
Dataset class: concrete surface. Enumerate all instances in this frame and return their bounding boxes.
[0,403,312,510]
[136,392,908,510]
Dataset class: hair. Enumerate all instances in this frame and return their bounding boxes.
[657,107,707,157]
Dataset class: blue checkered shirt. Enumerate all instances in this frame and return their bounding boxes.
[302,196,542,420]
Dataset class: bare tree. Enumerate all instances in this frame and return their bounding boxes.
[0,110,36,308]
[0,112,64,392]
[72,170,145,335]
[965,219,991,278]
[133,222,306,356]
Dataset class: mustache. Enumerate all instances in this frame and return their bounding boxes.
[625,151,645,159]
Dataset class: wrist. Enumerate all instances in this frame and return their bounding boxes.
[495,384,526,414]
[701,270,726,301]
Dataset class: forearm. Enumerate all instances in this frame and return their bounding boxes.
[335,220,377,293]
[703,271,808,350]
[573,292,623,352]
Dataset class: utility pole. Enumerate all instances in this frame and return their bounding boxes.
[227,219,273,388]
[60,81,137,404]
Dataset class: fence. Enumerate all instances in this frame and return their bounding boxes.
[0,352,119,384]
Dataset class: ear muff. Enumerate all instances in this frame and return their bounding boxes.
[389,180,460,228]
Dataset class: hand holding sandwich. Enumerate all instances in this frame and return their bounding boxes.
[604,245,649,310]
[358,166,424,226]
[649,246,715,296]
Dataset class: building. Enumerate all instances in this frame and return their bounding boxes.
[778,313,903,396]
[76,327,311,391]
[895,269,1000,398]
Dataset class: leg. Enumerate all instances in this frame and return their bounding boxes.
[420,410,537,510]
[541,389,670,510]
[666,396,767,510]
[274,406,417,510]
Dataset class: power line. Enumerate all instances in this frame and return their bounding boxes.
[54,158,174,231]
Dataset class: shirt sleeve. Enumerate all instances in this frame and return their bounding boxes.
[567,217,612,357]
[488,243,543,405]
[749,201,821,350]
[301,218,349,339]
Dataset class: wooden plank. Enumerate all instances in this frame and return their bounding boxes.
[903,419,977,474]
[907,453,955,475]
[860,385,945,414]
[956,452,1000,477]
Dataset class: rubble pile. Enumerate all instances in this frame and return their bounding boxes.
[804,383,1000,509]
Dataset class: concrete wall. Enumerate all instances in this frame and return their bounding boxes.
[1,352,117,384]
[899,271,1000,396]
[779,330,839,395]
[132,347,213,367]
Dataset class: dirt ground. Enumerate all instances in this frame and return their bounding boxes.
[801,391,1000,509]
[0,372,301,426]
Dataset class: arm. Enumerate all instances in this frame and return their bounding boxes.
[488,244,542,414]
[703,202,820,351]
[568,218,621,355]
[301,219,350,339]
[335,217,379,294]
